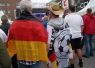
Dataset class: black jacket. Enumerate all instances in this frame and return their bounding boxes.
[0,22,10,35]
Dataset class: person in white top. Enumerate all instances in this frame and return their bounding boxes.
[64,13,83,39]
[64,5,84,68]
[0,29,7,43]
[0,29,11,68]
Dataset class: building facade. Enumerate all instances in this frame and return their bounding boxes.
[0,0,16,20]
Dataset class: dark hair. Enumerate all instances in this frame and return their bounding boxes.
[63,9,70,18]
[1,15,8,21]
[87,8,92,13]
[69,5,75,12]
[93,12,95,15]
[46,12,49,16]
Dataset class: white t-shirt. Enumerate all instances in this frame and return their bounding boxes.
[0,29,7,42]
[64,13,83,39]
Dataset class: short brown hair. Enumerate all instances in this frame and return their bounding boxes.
[1,15,8,21]
[87,8,92,13]
[69,5,75,12]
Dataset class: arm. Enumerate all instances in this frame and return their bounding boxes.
[68,44,73,59]
[7,26,16,57]
[0,29,7,43]
[47,25,53,47]
[81,16,84,33]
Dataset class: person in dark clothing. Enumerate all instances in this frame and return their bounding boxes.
[0,15,10,35]
[0,29,11,68]
[0,15,17,68]
[11,55,18,68]
[42,15,48,29]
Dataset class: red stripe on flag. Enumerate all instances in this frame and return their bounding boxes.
[8,20,48,42]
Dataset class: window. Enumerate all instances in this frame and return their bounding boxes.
[6,3,10,6]
[0,3,6,6]
[8,11,11,13]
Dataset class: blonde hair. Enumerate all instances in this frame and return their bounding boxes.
[19,0,32,11]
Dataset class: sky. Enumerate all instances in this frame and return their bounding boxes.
[31,0,52,3]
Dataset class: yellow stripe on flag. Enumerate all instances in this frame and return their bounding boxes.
[52,60,58,68]
[8,40,48,62]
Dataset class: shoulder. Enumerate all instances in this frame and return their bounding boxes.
[10,20,45,32]
[83,14,89,18]
[64,13,74,20]
[47,25,53,29]
[47,25,54,32]
[0,29,6,35]
[0,29,7,42]
[64,14,70,19]
[11,20,42,26]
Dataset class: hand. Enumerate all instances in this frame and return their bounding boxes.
[59,46,63,52]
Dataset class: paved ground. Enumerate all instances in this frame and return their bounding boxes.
[75,53,95,68]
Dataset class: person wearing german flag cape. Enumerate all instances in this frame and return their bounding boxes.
[7,0,48,68]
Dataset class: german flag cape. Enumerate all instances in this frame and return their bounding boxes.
[8,15,48,62]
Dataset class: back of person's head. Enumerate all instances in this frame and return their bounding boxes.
[1,15,8,22]
[93,12,95,14]
[19,0,32,12]
[87,8,92,13]
[93,12,95,15]
[69,5,75,12]
[63,9,70,18]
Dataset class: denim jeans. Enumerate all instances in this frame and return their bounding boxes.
[84,34,94,57]
[18,61,47,68]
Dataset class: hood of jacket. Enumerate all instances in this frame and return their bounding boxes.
[48,18,64,29]
[17,11,41,22]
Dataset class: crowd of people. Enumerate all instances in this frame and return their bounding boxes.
[0,0,95,68]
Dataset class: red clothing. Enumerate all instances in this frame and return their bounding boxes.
[8,11,48,62]
[83,13,95,34]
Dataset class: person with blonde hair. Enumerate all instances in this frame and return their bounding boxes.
[7,0,48,68]
[47,2,73,68]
